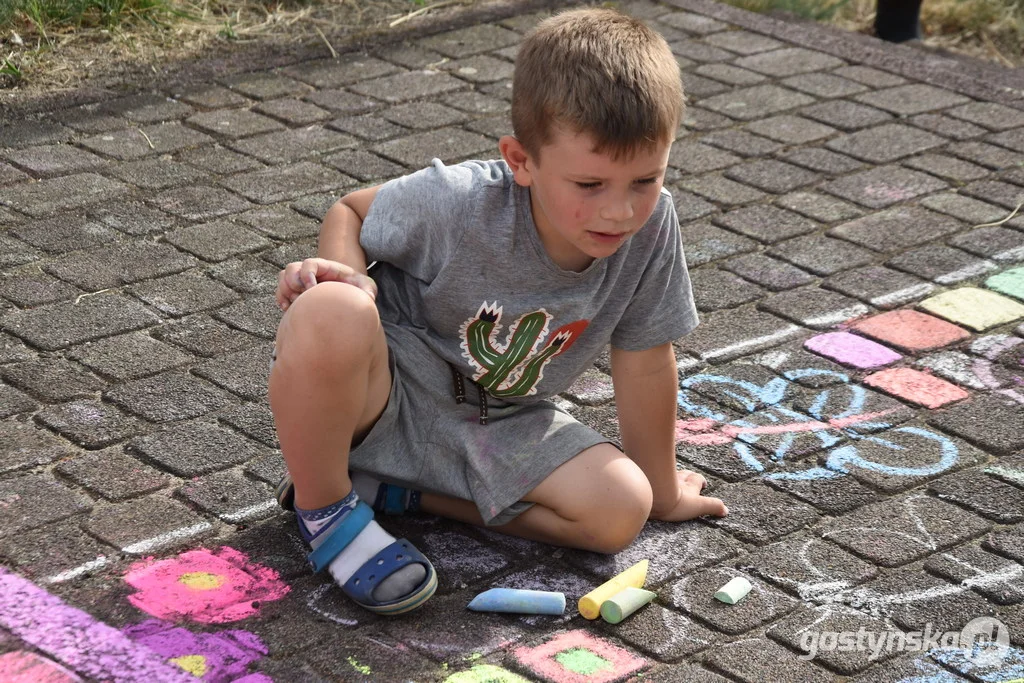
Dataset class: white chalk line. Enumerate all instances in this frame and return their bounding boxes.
[45,556,109,584]
[703,325,803,361]
[121,522,213,555]
[221,500,278,523]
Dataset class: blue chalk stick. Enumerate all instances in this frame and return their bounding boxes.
[467,588,566,615]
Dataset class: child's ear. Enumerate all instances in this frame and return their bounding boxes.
[499,135,533,187]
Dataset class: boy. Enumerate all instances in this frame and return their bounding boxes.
[269,8,728,616]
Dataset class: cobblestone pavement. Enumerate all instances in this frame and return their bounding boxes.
[2,0,1024,680]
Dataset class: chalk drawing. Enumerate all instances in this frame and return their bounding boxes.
[121,619,268,683]
[894,656,968,683]
[443,664,532,683]
[304,582,358,627]
[676,368,961,483]
[931,643,1024,682]
[0,567,195,683]
[511,630,646,683]
[124,546,290,624]
[0,650,82,683]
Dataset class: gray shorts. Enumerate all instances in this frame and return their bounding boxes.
[347,322,610,525]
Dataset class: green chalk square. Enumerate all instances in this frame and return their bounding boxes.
[987,266,1024,302]
[919,287,1024,331]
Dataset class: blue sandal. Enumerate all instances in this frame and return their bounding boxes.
[276,473,418,515]
[307,500,437,615]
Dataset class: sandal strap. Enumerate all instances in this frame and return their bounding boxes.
[342,538,432,606]
[307,501,374,573]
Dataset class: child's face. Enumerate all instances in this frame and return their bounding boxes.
[501,127,672,272]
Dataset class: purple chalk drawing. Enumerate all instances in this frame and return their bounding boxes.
[0,567,196,683]
[124,546,290,624]
[0,650,82,683]
[121,620,268,683]
[804,331,903,369]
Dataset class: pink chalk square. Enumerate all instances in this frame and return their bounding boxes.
[863,368,970,409]
[511,630,647,683]
[0,651,82,683]
[804,331,903,369]
[848,310,970,352]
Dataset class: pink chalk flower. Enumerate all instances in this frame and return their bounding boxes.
[122,619,271,683]
[124,546,290,624]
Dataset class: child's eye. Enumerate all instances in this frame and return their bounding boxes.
[635,177,658,185]
[575,181,600,189]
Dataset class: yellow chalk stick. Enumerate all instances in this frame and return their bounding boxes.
[578,559,649,620]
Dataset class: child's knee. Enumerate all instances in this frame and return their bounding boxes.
[279,282,379,348]
[584,474,652,554]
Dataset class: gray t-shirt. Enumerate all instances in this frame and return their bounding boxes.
[360,158,698,403]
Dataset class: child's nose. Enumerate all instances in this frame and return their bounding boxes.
[599,199,634,222]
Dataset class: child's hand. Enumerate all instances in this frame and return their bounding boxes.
[276,258,377,311]
[649,469,728,521]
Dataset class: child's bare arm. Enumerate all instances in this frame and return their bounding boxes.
[276,185,380,311]
[611,343,727,520]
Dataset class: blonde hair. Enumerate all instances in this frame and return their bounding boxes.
[511,8,685,160]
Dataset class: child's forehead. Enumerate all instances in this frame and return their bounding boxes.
[536,127,670,170]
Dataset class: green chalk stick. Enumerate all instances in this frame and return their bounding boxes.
[599,587,657,624]
[714,577,752,605]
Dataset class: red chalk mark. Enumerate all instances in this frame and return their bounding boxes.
[0,651,82,683]
[124,546,289,625]
[675,410,896,444]
[512,630,646,683]
[864,368,970,409]
[849,310,969,352]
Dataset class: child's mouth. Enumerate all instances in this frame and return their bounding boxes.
[588,230,626,244]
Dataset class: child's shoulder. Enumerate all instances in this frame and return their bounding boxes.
[405,157,514,193]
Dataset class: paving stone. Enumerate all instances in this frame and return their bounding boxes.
[322,149,406,182]
[347,70,468,105]
[928,391,1024,454]
[920,287,1024,332]
[252,98,332,125]
[328,114,408,142]
[36,399,144,448]
[177,143,265,174]
[745,115,837,144]
[679,174,767,205]
[3,144,108,178]
[0,269,80,308]
[925,544,1024,605]
[700,29,780,54]
[232,205,317,241]
[0,121,74,148]
[0,473,90,539]
[0,172,130,218]
[103,156,207,190]
[0,421,72,474]
[151,184,254,221]
[0,293,159,351]
[55,446,169,501]
[826,123,944,164]
[244,451,285,486]
[704,637,834,683]
[946,140,1023,170]
[178,469,275,523]
[80,122,214,160]
[823,165,947,209]
[220,161,355,204]
[852,84,969,116]
[929,633,1024,677]
[109,369,234,423]
[133,418,270,476]
[769,235,876,276]
[861,568,1001,633]
[658,11,729,34]
[962,179,1024,211]
[229,126,355,164]
[739,534,877,601]
[850,309,970,352]
[186,108,286,140]
[800,100,895,132]
[379,101,469,130]
[420,23,520,58]
[863,368,970,408]
[985,526,1024,563]
[89,200,180,236]
[888,244,997,285]
[792,381,917,434]
[712,205,817,245]
[595,603,714,662]
[932,467,1024,524]
[682,361,798,414]
[665,566,797,634]
[703,481,819,545]
[0,517,115,582]
[820,494,991,567]
[95,93,194,123]
[776,191,865,223]
[909,114,986,144]
[0,333,30,365]
[765,467,882,515]
[700,85,815,121]
[224,72,314,100]
[720,254,815,293]
[445,89,513,115]
[733,47,844,77]
[781,149,865,177]
[195,341,273,400]
[678,306,802,362]
[904,154,991,184]
[698,129,783,158]
[676,435,763,482]
[679,221,758,267]
[372,127,493,169]
[825,265,934,309]
[282,54,399,88]
[219,401,278,448]
[690,268,765,312]
[9,213,120,254]
[803,330,901,370]
[672,40,736,64]
[0,161,28,185]
[781,72,869,99]
[174,82,251,108]
[66,332,188,384]
[128,269,239,317]
[670,190,716,223]
[947,101,1024,131]
[921,194,1015,230]
[165,220,271,262]
[681,106,734,131]
[915,349,994,390]
[442,55,515,84]
[723,159,820,193]
[829,65,903,87]
[668,141,740,174]
[694,63,768,86]
[304,89,381,116]
[152,313,260,357]
[768,606,903,673]
[987,266,1024,302]
[84,494,213,554]
[951,226,1024,264]
[213,295,280,340]
[1,356,105,402]
[44,240,197,291]
[739,338,854,387]
[0,382,36,417]
[210,256,280,294]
